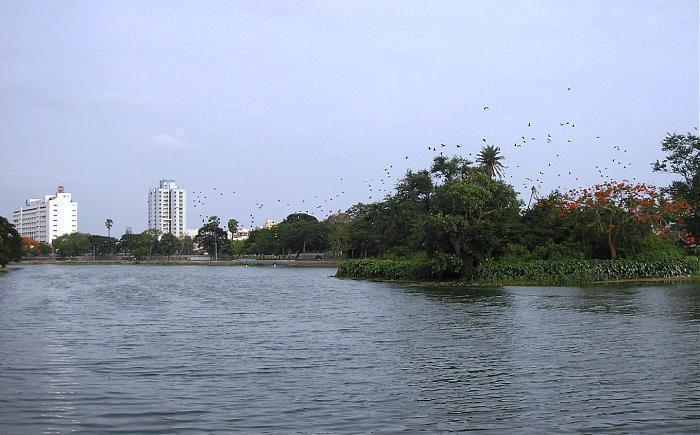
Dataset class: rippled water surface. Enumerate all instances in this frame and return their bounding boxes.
[1,265,699,433]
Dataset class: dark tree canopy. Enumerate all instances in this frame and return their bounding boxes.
[0,216,23,267]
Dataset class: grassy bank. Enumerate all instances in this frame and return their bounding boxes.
[336,257,700,286]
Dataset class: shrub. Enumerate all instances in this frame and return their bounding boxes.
[473,257,700,285]
[628,233,687,261]
[336,253,463,281]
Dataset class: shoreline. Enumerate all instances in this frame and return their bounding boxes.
[14,259,342,268]
[5,262,699,286]
[336,274,700,287]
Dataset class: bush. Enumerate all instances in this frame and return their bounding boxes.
[628,233,687,261]
[473,257,700,285]
[336,253,463,281]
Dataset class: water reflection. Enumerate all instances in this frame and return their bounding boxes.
[409,284,512,306]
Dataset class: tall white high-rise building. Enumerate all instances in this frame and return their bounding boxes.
[148,180,187,237]
[12,186,78,244]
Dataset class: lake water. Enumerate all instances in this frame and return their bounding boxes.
[0,265,698,433]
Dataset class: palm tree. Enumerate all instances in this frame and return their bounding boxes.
[477,145,505,179]
[105,219,113,239]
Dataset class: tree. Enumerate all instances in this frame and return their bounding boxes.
[276,213,328,258]
[195,216,227,259]
[118,233,141,256]
[181,235,194,255]
[327,220,351,258]
[424,171,521,270]
[476,145,505,179]
[555,181,692,258]
[429,156,473,182]
[246,227,278,255]
[652,132,699,240]
[0,216,22,267]
[52,233,91,257]
[88,235,118,256]
[21,237,43,256]
[141,229,161,258]
[159,233,180,256]
[227,219,239,236]
[105,219,113,238]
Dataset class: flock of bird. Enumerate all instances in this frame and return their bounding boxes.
[190,86,642,230]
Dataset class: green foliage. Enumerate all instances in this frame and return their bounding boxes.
[476,145,505,179]
[246,227,278,255]
[118,231,159,260]
[628,233,687,261]
[159,233,180,255]
[246,213,329,257]
[336,253,463,281]
[195,216,227,258]
[181,235,194,255]
[652,131,699,238]
[327,222,351,258]
[276,213,328,256]
[89,235,118,256]
[473,257,700,285]
[53,232,91,257]
[226,240,248,256]
[0,216,23,267]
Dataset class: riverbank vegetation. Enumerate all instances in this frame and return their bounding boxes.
[337,132,698,283]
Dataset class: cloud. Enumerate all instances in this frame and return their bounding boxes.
[151,133,192,149]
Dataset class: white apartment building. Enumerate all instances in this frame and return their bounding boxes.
[12,186,78,244]
[148,180,187,237]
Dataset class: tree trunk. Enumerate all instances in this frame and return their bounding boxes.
[608,230,617,259]
[448,235,461,257]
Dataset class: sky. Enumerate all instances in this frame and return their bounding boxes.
[1,0,698,235]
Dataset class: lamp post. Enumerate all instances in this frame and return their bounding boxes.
[211,227,218,261]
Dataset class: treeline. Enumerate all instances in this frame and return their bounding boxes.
[47,230,196,259]
[331,133,698,280]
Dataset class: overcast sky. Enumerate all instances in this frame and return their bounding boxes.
[1,0,697,235]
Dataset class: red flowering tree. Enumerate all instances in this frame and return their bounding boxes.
[21,237,41,256]
[555,181,693,258]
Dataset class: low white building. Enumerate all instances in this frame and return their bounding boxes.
[229,228,251,241]
[12,186,78,244]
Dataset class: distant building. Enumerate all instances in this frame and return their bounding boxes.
[12,185,78,244]
[148,180,187,237]
[229,228,251,241]
[265,219,277,229]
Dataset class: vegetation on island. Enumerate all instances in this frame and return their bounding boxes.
[336,132,699,283]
